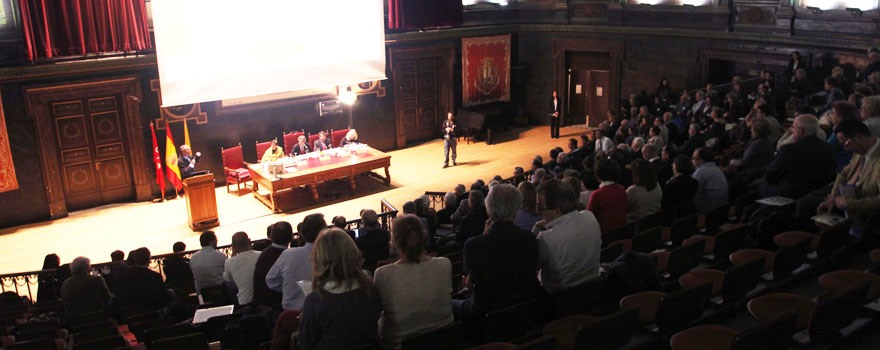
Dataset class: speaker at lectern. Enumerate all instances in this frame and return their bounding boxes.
[183,173,219,231]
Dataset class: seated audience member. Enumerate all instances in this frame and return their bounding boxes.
[648,126,665,150]
[190,231,227,292]
[626,158,662,220]
[763,115,837,199]
[297,228,382,350]
[512,166,525,185]
[113,247,172,310]
[662,155,699,225]
[817,119,880,239]
[261,139,284,162]
[514,181,543,231]
[534,179,602,294]
[630,137,646,157]
[728,117,775,183]
[61,256,111,316]
[691,147,729,214]
[642,144,672,186]
[266,213,325,311]
[162,242,194,287]
[375,215,453,349]
[588,158,628,232]
[455,184,538,320]
[554,153,572,174]
[224,231,261,305]
[819,76,845,115]
[594,129,615,153]
[681,123,706,157]
[338,129,359,147]
[830,101,859,172]
[102,250,127,291]
[531,168,548,184]
[415,195,438,242]
[454,184,468,206]
[254,221,292,307]
[863,95,880,137]
[455,191,488,243]
[355,209,391,273]
[562,176,586,210]
[332,215,354,239]
[37,254,68,302]
[436,192,458,226]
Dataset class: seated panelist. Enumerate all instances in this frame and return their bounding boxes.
[261,139,284,162]
[290,135,310,156]
[313,131,331,152]
[339,129,359,147]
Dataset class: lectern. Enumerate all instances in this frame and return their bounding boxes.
[183,173,219,231]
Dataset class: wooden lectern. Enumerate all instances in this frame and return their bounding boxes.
[183,173,219,231]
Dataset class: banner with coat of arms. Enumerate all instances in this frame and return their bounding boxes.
[462,34,511,107]
[0,93,18,193]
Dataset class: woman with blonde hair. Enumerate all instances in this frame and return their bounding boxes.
[374,215,453,349]
[296,228,381,350]
[339,129,359,147]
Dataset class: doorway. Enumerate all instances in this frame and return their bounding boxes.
[554,40,623,129]
[390,45,455,148]
[568,69,610,127]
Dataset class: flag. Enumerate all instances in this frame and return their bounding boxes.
[165,127,183,191]
[150,123,166,195]
[183,119,191,148]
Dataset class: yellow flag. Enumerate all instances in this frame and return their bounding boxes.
[183,119,191,148]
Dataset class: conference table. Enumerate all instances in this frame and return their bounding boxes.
[248,145,391,212]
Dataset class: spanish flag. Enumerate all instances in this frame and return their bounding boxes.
[165,128,183,191]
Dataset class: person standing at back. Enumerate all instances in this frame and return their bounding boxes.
[442,112,458,168]
[253,221,292,307]
[550,90,560,138]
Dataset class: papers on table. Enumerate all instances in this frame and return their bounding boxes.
[192,304,235,324]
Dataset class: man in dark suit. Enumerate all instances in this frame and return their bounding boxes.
[642,144,672,186]
[455,191,488,244]
[762,115,836,199]
[443,112,458,168]
[112,247,172,310]
[550,90,560,138]
[290,135,310,156]
[162,241,194,287]
[177,145,201,179]
[681,123,706,158]
[354,209,390,273]
[313,131,331,152]
[253,221,292,307]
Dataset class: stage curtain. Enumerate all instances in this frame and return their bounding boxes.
[19,0,152,61]
[388,0,463,30]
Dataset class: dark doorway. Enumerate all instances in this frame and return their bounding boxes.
[566,51,613,127]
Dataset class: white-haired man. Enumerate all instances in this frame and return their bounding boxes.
[61,256,111,316]
[762,114,836,199]
[453,184,538,321]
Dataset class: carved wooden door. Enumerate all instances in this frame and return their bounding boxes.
[396,58,439,143]
[52,96,134,210]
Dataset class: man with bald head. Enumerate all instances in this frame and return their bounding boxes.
[762,114,836,198]
[355,209,390,272]
[224,231,261,305]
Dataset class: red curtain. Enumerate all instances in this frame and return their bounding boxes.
[388,0,463,30]
[19,0,152,61]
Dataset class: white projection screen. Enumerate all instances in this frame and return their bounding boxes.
[151,0,387,107]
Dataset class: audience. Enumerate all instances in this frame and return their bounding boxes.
[514,181,543,231]
[374,215,453,349]
[661,155,699,225]
[162,241,194,287]
[102,249,127,291]
[113,247,171,310]
[456,184,538,320]
[297,228,382,350]
[355,209,391,273]
[437,192,458,226]
[190,231,227,292]
[642,144,672,186]
[266,213,325,311]
[455,190,488,243]
[762,114,837,199]
[534,179,602,294]
[626,158,663,220]
[691,147,729,214]
[60,256,110,316]
[223,231,260,305]
[254,221,291,307]
[588,158,628,232]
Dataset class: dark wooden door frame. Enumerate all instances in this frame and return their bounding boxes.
[389,44,455,148]
[553,39,624,127]
[25,76,150,219]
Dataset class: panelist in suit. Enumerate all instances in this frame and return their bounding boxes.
[550,90,560,138]
[442,112,458,168]
[177,145,201,179]
[261,139,284,162]
[313,131,331,151]
[290,135,310,156]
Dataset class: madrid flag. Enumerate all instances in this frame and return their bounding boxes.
[165,128,183,191]
[150,123,166,194]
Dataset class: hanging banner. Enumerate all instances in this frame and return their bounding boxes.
[0,92,18,193]
[462,34,511,107]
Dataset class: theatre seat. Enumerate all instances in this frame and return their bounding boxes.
[620,283,711,332]
[542,308,639,350]
[818,269,880,302]
[773,231,818,250]
[670,311,797,350]
[729,232,811,280]
[283,130,305,153]
[331,128,350,147]
[255,140,274,161]
[221,143,250,195]
[679,256,764,302]
[649,239,704,278]
[871,249,880,265]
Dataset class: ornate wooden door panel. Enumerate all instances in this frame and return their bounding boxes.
[414,59,438,141]
[390,45,454,148]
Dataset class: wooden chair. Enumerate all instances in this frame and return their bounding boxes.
[255,139,274,161]
[603,221,636,248]
[650,239,704,279]
[678,256,765,303]
[518,336,556,350]
[221,143,250,195]
[682,223,750,262]
[729,233,811,280]
[637,212,664,233]
[670,311,797,350]
[670,214,699,246]
[620,282,712,333]
[631,226,663,253]
[150,332,209,350]
[401,321,464,350]
[283,130,305,153]
[331,128,350,147]
[543,308,639,350]
[702,204,730,236]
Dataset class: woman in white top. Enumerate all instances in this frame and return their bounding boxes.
[626,158,662,220]
[374,215,453,349]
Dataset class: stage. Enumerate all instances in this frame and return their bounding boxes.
[0,126,588,274]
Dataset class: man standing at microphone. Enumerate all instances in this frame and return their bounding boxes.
[178,145,201,179]
[443,112,458,168]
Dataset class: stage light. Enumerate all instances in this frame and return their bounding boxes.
[338,86,357,106]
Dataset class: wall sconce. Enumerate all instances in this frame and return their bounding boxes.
[338,85,357,105]
[806,6,822,14]
[845,7,862,15]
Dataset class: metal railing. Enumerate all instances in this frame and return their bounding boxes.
[0,199,398,303]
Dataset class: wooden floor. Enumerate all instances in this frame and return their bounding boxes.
[0,126,589,274]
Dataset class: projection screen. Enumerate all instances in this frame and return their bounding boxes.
[151,0,387,107]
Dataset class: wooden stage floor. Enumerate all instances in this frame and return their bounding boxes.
[0,126,589,274]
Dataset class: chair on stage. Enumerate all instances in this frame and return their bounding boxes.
[308,130,328,148]
[255,139,274,162]
[283,130,305,153]
[331,127,350,147]
[221,143,250,195]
